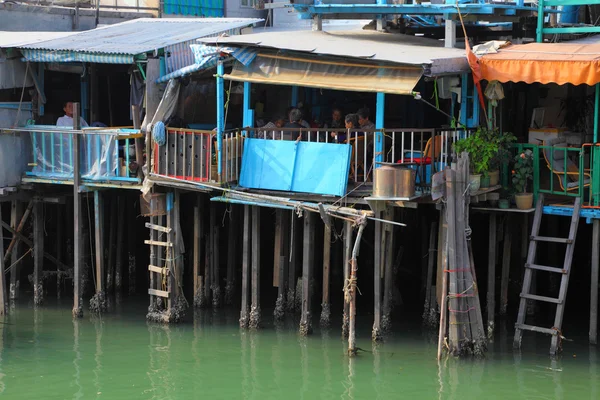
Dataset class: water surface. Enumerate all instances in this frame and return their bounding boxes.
[0,299,598,399]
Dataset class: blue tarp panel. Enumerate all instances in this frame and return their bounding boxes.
[239,138,351,197]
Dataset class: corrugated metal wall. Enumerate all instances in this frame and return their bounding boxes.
[163,0,224,17]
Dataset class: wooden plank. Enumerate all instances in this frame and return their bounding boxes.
[240,205,251,327]
[72,103,83,317]
[145,222,172,233]
[144,240,173,247]
[487,212,497,340]
[148,265,169,274]
[591,219,599,345]
[148,288,169,298]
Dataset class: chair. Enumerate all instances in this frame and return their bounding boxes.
[397,135,443,185]
[542,138,590,192]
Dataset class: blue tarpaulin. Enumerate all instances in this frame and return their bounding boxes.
[239,139,351,197]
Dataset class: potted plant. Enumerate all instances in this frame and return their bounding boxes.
[488,130,516,186]
[512,150,534,209]
[453,127,499,193]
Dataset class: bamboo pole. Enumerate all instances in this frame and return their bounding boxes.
[372,212,383,342]
[342,220,352,339]
[348,219,367,356]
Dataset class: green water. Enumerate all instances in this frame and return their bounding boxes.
[0,299,598,399]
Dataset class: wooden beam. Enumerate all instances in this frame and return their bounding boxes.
[240,205,251,328]
[372,212,383,341]
[249,206,261,329]
[127,194,137,296]
[107,194,117,293]
[115,196,125,293]
[320,219,331,327]
[9,200,24,300]
[342,220,352,339]
[0,205,7,316]
[33,201,44,306]
[72,102,83,317]
[94,191,105,295]
[193,195,202,307]
[382,207,395,332]
[300,212,315,336]
[56,204,64,299]
[226,205,238,306]
[3,199,33,263]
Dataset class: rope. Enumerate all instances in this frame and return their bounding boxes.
[3,248,33,273]
[449,306,476,314]
[13,61,30,127]
[152,121,166,146]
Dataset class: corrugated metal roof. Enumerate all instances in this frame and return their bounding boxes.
[0,31,75,48]
[200,30,469,74]
[13,18,263,56]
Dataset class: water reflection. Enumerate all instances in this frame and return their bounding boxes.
[0,315,6,395]
[146,323,173,400]
[93,317,104,398]
[72,318,83,400]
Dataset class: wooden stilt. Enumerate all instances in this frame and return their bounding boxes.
[300,212,315,336]
[211,203,221,308]
[172,191,184,313]
[205,204,214,306]
[90,191,106,313]
[287,211,300,312]
[106,194,118,293]
[487,213,497,340]
[348,221,366,356]
[9,200,24,300]
[56,204,64,299]
[372,212,383,342]
[342,220,352,339]
[382,207,395,332]
[500,215,512,316]
[249,206,261,329]
[193,195,202,308]
[437,212,449,361]
[148,213,157,310]
[127,196,137,296]
[274,210,286,321]
[225,205,238,305]
[239,205,251,328]
[115,196,125,294]
[445,169,460,354]
[0,205,7,315]
[72,106,83,317]
[591,219,599,345]
[423,221,438,326]
[33,201,44,306]
[320,219,332,327]
[3,200,33,264]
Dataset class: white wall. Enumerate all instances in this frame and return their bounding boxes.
[225,0,266,19]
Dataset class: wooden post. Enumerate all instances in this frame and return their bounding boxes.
[225,205,238,305]
[72,102,83,317]
[372,213,383,342]
[342,220,352,338]
[148,212,157,310]
[90,191,106,313]
[3,200,33,264]
[274,210,286,321]
[500,215,512,316]
[9,200,23,300]
[445,169,460,354]
[287,211,300,312]
[487,213,497,340]
[56,204,63,299]
[423,221,438,326]
[132,105,144,179]
[320,219,332,327]
[348,221,366,356]
[437,212,449,361]
[0,205,7,316]
[115,196,125,294]
[204,204,214,305]
[382,207,395,332]
[249,206,261,329]
[173,191,184,307]
[591,219,599,345]
[193,195,202,308]
[210,203,221,308]
[239,205,251,328]
[127,196,137,296]
[106,194,117,293]
[300,212,315,336]
[33,201,44,306]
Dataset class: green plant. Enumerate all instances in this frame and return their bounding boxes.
[453,127,499,177]
[490,130,516,170]
[512,150,533,193]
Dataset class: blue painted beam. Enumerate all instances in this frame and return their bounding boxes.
[291,86,299,107]
[243,81,252,135]
[216,61,225,177]
[543,205,600,220]
[292,3,558,17]
[543,26,600,34]
[375,92,385,168]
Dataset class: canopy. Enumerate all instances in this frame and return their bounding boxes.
[479,38,600,86]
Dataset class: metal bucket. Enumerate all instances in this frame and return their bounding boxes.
[373,165,416,198]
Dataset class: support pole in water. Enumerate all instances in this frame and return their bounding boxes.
[225,205,238,306]
[115,196,125,294]
[107,194,117,293]
[56,203,63,299]
[239,205,251,328]
[193,194,202,307]
[382,206,395,332]
[90,190,106,314]
[33,200,44,306]
[300,212,315,336]
[127,196,137,296]
[287,211,300,313]
[274,210,286,321]
[348,219,367,356]
[249,206,261,329]
[342,220,352,339]
[9,200,24,301]
[591,219,599,345]
[320,219,332,327]
[212,203,221,308]
[72,102,83,318]
[487,213,497,340]
[0,205,7,316]
[372,212,383,342]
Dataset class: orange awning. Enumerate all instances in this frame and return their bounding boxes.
[479,40,600,86]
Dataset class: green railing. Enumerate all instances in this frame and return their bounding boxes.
[510,143,600,206]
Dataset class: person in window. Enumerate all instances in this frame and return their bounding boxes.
[284,108,304,141]
[332,113,359,143]
[56,102,89,127]
[257,115,286,139]
[357,107,375,130]
[325,108,344,129]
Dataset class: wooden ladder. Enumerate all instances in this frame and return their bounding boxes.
[145,221,173,300]
[513,194,581,355]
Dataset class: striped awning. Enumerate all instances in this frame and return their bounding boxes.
[156,63,212,83]
[21,49,134,64]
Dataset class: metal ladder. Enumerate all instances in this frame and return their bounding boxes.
[513,194,581,355]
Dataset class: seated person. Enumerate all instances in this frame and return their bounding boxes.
[357,107,375,130]
[324,108,344,130]
[283,108,304,141]
[257,115,286,139]
[56,102,89,127]
[332,113,359,143]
